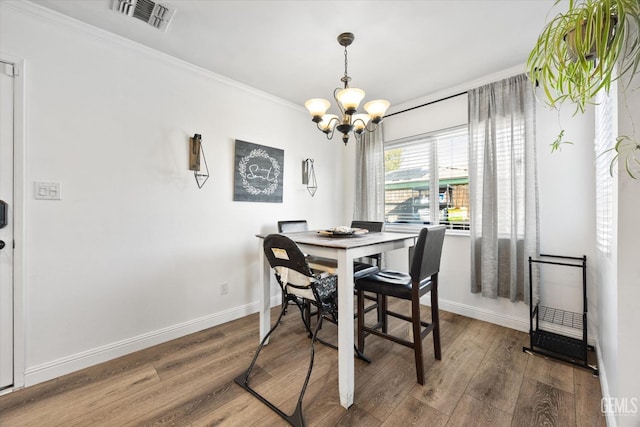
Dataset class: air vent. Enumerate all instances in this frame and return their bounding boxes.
[112,0,175,32]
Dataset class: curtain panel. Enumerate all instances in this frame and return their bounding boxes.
[468,74,539,303]
[354,125,385,222]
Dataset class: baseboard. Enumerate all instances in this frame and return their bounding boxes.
[437,298,530,333]
[436,298,597,346]
[595,340,617,427]
[24,301,261,387]
[21,294,594,389]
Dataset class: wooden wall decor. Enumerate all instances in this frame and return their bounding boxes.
[233,139,284,203]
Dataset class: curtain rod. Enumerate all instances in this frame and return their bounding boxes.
[384,90,467,118]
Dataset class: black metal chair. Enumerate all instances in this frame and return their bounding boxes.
[235,234,341,427]
[355,225,446,385]
[277,220,380,277]
[277,220,379,325]
[277,220,337,272]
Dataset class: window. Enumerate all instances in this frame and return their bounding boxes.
[384,125,469,229]
[594,85,616,254]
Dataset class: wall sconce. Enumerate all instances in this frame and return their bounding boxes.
[302,158,317,197]
[189,133,209,189]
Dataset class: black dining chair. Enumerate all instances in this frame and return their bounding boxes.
[355,225,446,385]
[235,234,340,427]
[350,220,384,271]
[350,220,384,323]
[277,219,310,233]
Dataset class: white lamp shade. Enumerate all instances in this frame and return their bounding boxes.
[352,114,371,132]
[319,114,338,131]
[304,98,330,117]
[336,88,365,112]
[364,99,390,120]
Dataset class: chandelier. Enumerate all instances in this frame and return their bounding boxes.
[304,32,390,145]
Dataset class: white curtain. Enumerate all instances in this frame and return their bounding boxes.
[468,74,539,303]
[354,124,385,221]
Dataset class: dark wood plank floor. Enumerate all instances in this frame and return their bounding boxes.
[0,301,605,426]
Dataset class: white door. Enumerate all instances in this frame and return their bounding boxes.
[0,60,15,390]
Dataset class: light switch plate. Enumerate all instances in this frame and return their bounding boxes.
[34,182,61,200]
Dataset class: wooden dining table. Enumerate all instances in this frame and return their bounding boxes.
[256,229,418,409]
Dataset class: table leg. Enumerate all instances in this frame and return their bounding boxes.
[337,250,355,408]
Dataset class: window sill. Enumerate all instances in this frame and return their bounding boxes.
[384,222,470,237]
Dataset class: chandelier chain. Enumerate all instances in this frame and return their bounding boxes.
[343,44,349,86]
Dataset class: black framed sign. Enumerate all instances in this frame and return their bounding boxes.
[233,139,284,203]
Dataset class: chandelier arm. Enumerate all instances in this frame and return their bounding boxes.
[352,117,367,131]
[315,117,339,140]
[364,119,380,133]
[327,116,340,132]
[333,87,348,117]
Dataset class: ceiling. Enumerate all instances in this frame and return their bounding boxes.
[28,0,558,111]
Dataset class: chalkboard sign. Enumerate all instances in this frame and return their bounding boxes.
[233,140,284,203]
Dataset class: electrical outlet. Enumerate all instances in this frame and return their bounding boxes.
[34,181,61,200]
[220,282,229,295]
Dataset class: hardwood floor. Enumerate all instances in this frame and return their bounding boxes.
[0,302,605,426]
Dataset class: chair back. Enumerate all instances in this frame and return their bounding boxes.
[264,234,333,302]
[410,226,446,282]
[263,234,313,288]
[277,220,309,233]
[264,234,313,275]
[350,221,384,232]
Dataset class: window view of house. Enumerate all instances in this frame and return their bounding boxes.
[384,125,469,229]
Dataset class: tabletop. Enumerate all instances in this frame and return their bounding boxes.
[257,230,418,249]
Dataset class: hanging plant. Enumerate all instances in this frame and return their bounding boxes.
[608,136,640,178]
[529,0,640,110]
[528,0,640,176]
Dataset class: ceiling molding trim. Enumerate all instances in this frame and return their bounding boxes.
[1,0,304,113]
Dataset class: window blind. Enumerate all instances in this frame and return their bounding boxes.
[384,125,469,228]
[594,85,616,254]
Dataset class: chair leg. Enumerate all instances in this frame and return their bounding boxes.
[282,290,289,315]
[376,293,384,326]
[357,289,365,353]
[381,295,388,334]
[235,300,325,427]
[411,295,425,385]
[295,314,324,416]
[431,280,441,360]
[236,299,289,386]
[294,298,315,339]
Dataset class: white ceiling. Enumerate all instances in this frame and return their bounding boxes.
[29,0,557,110]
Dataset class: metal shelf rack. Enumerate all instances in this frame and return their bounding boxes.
[523,254,598,374]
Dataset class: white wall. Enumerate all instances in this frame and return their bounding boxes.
[1,2,346,386]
